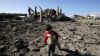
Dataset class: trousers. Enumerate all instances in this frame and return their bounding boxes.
[48,44,56,56]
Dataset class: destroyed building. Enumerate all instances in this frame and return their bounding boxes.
[0,6,100,56]
[0,13,27,21]
[0,6,73,22]
[73,14,100,20]
[27,6,73,22]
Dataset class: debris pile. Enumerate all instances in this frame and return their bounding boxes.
[0,7,100,56]
[0,19,100,56]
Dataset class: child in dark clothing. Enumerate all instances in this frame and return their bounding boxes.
[43,24,61,56]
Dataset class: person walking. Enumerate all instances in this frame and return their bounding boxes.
[43,24,61,56]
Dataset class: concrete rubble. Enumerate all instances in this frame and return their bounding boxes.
[0,7,100,56]
[0,18,100,56]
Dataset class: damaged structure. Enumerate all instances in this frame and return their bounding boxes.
[0,13,27,21]
[0,6,100,56]
[28,6,72,22]
[0,6,73,22]
[74,14,100,20]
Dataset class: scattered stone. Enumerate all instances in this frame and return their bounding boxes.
[0,53,8,56]
[0,45,7,52]
[14,39,28,50]
[0,19,100,56]
[40,46,48,56]
[32,48,40,52]
[11,48,18,53]
[62,35,69,40]
[0,35,5,40]
[68,27,76,31]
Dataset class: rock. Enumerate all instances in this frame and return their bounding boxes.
[67,43,76,51]
[12,27,16,31]
[40,46,48,56]
[75,35,82,40]
[84,38,96,44]
[0,45,7,52]
[74,31,83,35]
[32,48,40,52]
[0,35,5,40]
[60,44,66,48]
[62,35,69,40]
[0,53,8,56]
[14,39,28,50]
[96,40,100,45]
[19,49,26,56]
[68,27,76,31]
[11,48,18,53]
[28,40,39,51]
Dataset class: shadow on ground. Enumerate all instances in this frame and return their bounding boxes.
[54,48,96,56]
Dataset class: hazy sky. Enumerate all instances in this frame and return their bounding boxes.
[0,0,100,16]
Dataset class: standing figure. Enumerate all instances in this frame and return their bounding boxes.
[43,24,61,56]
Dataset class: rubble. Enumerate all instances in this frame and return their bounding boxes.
[0,19,100,56]
[0,7,100,56]
[0,45,7,52]
[14,39,28,50]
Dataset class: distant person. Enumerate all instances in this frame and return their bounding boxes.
[43,24,61,56]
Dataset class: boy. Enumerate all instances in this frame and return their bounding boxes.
[43,24,61,56]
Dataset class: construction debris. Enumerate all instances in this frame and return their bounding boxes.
[0,7,100,56]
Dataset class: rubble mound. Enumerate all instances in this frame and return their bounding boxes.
[0,19,100,56]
